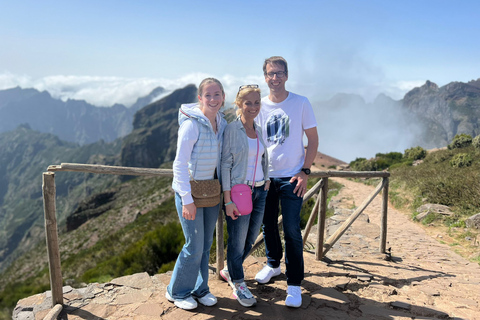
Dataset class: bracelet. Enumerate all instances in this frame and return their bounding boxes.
[225,201,233,206]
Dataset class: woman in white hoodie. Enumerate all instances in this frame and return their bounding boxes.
[166,78,227,310]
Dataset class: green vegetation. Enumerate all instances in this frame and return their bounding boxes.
[392,145,480,212]
[81,221,183,283]
[472,135,480,149]
[404,146,427,160]
[0,175,177,319]
[349,149,422,171]
[450,153,472,168]
[448,133,472,150]
[347,140,479,265]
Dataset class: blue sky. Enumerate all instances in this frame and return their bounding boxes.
[1,0,479,160]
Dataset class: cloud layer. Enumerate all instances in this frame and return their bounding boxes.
[0,72,426,162]
[0,72,420,108]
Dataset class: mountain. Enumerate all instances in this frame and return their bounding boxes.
[311,79,480,162]
[402,79,480,148]
[0,86,164,145]
[0,84,197,274]
[120,85,197,168]
[0,124,122,271]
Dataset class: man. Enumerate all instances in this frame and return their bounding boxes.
[255,56,318,308]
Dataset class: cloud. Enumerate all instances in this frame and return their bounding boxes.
[312,94,423,162]
[0,72,267,108]
[0,71,424,162]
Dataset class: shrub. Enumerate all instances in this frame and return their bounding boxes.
[375,152,403,162]
[350,158,375,171]
[404,146,427,160]
[449,153,472,168]
[448,134,472,149]
[473,135,480,149]
[350,152,407,171]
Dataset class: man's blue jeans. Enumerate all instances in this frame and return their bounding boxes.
[226,186,268,283]
[262,177,304,286]
[167,192,219,300]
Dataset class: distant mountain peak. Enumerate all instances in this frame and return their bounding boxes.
[422,80,439,91]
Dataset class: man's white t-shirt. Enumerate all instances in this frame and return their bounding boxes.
[256,92,317,178]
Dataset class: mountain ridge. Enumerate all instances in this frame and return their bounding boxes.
[0,86,165,145]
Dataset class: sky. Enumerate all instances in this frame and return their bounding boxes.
[1,0,479,161]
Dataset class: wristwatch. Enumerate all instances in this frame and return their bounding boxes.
[301,168,311,175]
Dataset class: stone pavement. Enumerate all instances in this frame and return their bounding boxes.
[13,177,480,319]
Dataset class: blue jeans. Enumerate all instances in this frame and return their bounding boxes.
[262,177,304,286]
[167,193,219,299]
[226,186,267,283]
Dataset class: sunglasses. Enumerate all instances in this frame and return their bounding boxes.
[238,84,259,91]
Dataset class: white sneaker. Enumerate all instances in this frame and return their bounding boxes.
[165,290,198,310]
[285,285,302,308]
[255,265,281,284]
[196,292,217,306]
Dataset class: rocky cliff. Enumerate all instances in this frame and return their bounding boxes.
[120,85,197,168]
[403,79,480,148]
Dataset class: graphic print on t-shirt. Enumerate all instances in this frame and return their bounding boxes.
[266,113,290,145]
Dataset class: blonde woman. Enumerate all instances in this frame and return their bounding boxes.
[220,84,270,307]
[167,78,227,310]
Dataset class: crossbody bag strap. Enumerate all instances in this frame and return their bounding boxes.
[250,135,259,193]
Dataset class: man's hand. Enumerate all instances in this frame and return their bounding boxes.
[182,203,197,220]
[290,171,308,198]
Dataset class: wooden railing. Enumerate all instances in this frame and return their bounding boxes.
[43,163,390,307]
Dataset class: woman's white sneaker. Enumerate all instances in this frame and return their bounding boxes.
[254,265,281,284]
[196,292,217,306]
[285,285,302,308]
[165,290,198,310]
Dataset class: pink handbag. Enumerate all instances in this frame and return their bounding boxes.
[231,137,259,216]
[231,183,253,215]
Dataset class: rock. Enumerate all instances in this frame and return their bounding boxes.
[390,301,411,310]
[466,213,480,229]
[416,203,453,216]
[415,211,431,221]
[413,159,424,166]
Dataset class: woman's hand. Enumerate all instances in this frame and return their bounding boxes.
[182,203,197,220]
[264,180,271,191]
[225,202,240,220]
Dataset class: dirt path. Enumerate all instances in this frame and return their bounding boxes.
[323,177,480,319]
[14,178,480,320]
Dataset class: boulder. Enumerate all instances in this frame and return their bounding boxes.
[465,213,480,229]
[416,204,453,216]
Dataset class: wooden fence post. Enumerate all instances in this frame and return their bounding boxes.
[380,177,389,253]
[43,172,63,306]
[316,178,328,260]
[216,195,225,279]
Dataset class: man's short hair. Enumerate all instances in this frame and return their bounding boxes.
[263,56,288,75]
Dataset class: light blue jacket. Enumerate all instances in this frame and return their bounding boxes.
[172,103,227,204]
[221,117,269,191]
